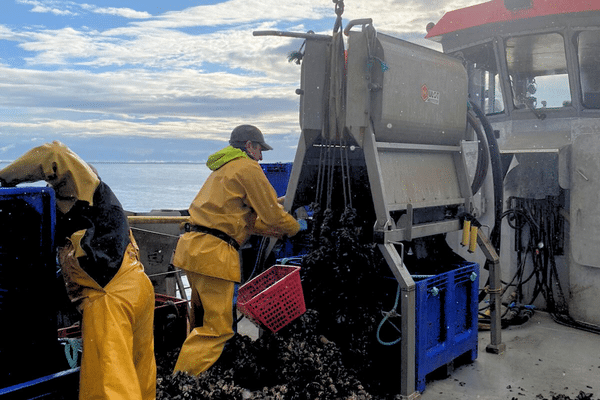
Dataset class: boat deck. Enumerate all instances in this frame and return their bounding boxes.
[238,309,599,399]
[419,311,599,400]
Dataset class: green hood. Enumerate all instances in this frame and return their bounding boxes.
[206,146,249,171]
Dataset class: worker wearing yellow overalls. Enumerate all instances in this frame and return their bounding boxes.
[172,125,301,375]
[0,141,156,400]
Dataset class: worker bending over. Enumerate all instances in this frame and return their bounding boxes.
[0,141,156,400]
[173,125,302,375]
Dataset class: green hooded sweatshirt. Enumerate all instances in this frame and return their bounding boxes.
[206,146,249,171]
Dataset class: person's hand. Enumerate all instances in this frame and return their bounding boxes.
[298,219,308,231]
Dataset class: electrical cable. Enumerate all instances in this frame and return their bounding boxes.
[495,196,600,335]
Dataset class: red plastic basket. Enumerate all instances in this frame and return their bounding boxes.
[237,265,306,333]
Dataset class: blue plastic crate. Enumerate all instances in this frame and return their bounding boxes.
[0,187,60,388]
[261,162,293,197]
[414,262,479,392]
[0,368,79,399]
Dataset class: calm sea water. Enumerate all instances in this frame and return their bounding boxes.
[0,162,212,213]
[96,163,211,213]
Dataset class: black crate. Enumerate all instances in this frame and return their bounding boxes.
[154,293,189,354]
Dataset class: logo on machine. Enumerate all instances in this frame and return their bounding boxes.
[421,84,440,105]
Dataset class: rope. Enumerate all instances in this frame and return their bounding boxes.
[63,338,82,369]
[376,285,402,346]
[339,139,348,207]
[326,140,335,210]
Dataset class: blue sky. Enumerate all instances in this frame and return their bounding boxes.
[0,0,480,163]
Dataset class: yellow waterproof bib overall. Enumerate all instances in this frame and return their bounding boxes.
[60,233,156,400]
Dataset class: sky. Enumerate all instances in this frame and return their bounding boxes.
[0,0,483,163]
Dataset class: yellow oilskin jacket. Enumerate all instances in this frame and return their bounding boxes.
[172,146,300,282]
[0,141,99,214]
[0,141,156,400]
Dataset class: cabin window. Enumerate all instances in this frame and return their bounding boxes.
[454,42,505,115]
[506,33,571,110]
[578,30,600,109]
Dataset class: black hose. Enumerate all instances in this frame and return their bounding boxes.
[467,110,489,196]
[469,101,504,304]
[469,101,503,252]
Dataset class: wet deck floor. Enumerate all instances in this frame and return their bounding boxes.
[237,310,599,399]
[419,311,600,400]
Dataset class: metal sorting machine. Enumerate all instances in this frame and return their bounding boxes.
[255,17,502,399]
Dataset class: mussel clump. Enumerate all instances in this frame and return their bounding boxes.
[156,310,386,400]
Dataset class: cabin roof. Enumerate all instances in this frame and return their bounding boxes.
[425,0,600,41]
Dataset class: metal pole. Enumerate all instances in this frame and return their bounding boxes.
[477,229,506,354]
[378,243,420,400]
[127,215,189,225]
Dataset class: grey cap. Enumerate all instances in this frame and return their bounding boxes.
[229,124,273,151]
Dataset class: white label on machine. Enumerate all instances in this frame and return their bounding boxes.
[421,84,440,105]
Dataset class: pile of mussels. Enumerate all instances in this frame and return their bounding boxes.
[156,310,379,400]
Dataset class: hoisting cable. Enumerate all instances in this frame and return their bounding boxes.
[326,139,335,211]
[314,20,335,209]
[333,0,344,33]
[332,7,352,208]
[326,2,348,210]
[339,134,353,208]
[311,0,348,213]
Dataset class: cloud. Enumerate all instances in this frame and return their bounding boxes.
[31,5,75,16]
[0,25,15,40]
[0,110,301,141]
[16,0,77,16]
[2,0,483,162]
[9,0,456,70]
[85,5,152,19]
[18,0,152,19]
[129,0,332,29]
[0,65,299,112]
[0,143,16,153]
